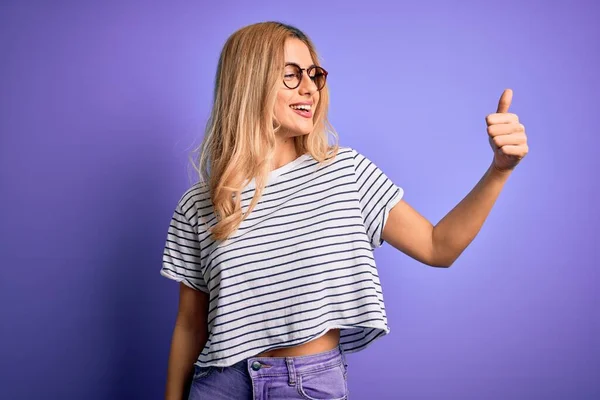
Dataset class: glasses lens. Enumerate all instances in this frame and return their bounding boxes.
[309,67,327,90]
[283,64,301,89]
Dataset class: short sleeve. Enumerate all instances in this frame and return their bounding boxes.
[351,148,404,250]
[160,195,209,293]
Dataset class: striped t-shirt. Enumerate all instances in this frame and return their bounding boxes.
[161,146,404,368]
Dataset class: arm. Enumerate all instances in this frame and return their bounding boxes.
[382,89,527,268]
[432,163,511,266]
[382,163,511,268]
[165,283,210,400]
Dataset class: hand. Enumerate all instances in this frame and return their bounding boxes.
[486,89,529,172]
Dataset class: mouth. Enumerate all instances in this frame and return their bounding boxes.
[289,103,313,119]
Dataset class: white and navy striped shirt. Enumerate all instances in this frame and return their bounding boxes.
[161,146,404,368]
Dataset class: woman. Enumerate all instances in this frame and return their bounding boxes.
[161,21,528,400]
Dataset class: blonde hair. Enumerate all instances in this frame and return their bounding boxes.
[191,21,339,242]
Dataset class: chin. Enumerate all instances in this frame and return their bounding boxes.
[280,124,313,137]
[286,131,310,139]
[296,127,313,136]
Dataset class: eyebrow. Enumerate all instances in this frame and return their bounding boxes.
[285,62,317,69]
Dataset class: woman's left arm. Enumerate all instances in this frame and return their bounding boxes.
[382,89,529,267]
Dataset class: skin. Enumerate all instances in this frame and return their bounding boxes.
[165,39,333,399]
[382,89,529,267]
[165,283,209,400]
[257,37,340,357]
[272,39,531,270]
[271,37,320,169]
[266,41,531,355]
[165,40,528,397]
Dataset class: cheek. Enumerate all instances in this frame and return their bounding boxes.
[275,92,291,117]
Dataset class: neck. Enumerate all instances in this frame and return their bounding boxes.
[271,136,299,171]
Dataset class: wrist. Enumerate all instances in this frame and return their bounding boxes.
[489,162,513,180]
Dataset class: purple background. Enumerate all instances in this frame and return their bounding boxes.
[1,1,598,399]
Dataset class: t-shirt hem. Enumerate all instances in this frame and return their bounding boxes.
[195,322,390,368]
[373,186,405,249]
[160,268,209,293]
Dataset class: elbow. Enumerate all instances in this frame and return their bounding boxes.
[428,250,456,268]
[430,235,458,268]
[428,260,453,268]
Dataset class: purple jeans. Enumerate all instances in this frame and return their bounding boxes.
[188,344,349,399]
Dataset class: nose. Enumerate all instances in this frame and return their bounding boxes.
[298,70,318,95]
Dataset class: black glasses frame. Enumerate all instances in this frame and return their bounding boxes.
[283,63,328,91]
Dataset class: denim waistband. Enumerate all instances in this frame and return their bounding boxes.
[217,344,348,377]
[247,344,346,377]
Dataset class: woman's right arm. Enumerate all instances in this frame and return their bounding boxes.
[165,282,210,400]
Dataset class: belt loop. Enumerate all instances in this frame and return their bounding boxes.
[285,357,296,386]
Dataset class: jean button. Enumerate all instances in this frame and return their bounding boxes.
[251,361,262,371]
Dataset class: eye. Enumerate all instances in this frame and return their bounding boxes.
[284,64,301,75]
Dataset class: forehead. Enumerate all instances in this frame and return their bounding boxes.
[283,38,314,67]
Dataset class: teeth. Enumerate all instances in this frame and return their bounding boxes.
[290,104,311,111]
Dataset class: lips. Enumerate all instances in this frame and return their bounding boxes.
[290,106,312,118]
[289,102,313,119]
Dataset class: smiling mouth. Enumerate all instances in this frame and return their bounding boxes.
[289,104,313,118]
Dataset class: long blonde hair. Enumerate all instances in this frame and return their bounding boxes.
[192,21,339,242]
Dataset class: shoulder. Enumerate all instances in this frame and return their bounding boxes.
[334,145,374,160]
[173,181,212,217]
[332,146,374,171]
[328,145,356,162]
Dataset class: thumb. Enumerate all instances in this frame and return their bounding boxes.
[496,88,513,113]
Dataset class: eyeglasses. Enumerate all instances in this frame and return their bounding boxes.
[283,63,328,91]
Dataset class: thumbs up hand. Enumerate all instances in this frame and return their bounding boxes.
[486,89,529,172]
